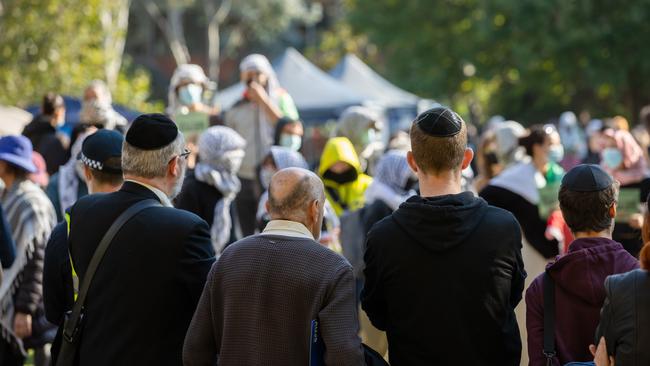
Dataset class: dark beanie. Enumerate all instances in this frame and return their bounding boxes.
[126,113,179,150]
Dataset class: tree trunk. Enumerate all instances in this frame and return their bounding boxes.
[101,0,131,91]
[204,0,231,87]
[168,1,190,64]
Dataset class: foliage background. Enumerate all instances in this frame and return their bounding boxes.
[2,0,650,124]
[342,0,650,123]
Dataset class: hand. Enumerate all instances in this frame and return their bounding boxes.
[590,337,615,366]
[246,81,269,104]
[628,213,644,229]
[13,312,32,339]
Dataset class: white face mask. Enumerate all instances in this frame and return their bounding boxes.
[279,133,302,151]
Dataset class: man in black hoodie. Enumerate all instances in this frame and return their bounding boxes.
[22,93,68,175]
[361,107,526,366]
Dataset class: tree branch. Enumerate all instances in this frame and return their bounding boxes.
[143,0,189,65]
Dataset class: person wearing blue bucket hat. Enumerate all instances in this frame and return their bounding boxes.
[0,136,57,365]
[0,135,38,175]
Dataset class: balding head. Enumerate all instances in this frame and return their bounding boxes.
[267,168,325,239]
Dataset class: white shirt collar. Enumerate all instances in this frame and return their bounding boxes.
[126,179,173,207]
[261,220,314,240]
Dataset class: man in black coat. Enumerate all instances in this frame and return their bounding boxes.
[361,107,526,366]
[63,114,215,365]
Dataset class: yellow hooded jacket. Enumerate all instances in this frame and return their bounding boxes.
[318,137,373,216]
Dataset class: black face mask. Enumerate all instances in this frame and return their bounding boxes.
[323,168,358,185]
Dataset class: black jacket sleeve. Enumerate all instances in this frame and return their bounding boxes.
[178,220,216,307]
[361,225,388,331]
[509,219,526,308]
[595,272,639,363]
[43,222,73,325]
[480,185,559,258]
[0,206,15,269]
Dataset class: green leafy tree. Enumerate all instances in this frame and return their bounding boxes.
[0,0,157,110]
[346,0,650,123]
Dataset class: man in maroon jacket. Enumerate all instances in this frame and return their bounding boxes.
[526,164,639,365]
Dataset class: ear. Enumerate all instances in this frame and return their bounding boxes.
[168,156,179,177]
[461,148,474,170]
[609,202,617,219]
[310,199,320,220]
[83,165,93,183]
[406,151,419,174]
[265,199,271,214]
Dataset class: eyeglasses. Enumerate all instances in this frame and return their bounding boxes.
[179,148,191,160]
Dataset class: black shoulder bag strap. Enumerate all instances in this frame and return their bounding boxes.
[543,271,556,366]
[56,199,160,366]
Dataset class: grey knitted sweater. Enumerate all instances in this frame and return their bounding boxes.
[183,233,365,366]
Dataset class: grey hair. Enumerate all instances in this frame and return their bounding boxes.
[268,171,324,221]
[121,132,185,179]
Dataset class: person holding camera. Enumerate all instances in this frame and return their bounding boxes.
[224,54,299,237]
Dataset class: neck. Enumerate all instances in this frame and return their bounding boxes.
[0,174,16,191]
[418,170,462,197]
[533,155,547,174]
[90,181,123,194]
[574,230,612,240]
[124,175,170,197]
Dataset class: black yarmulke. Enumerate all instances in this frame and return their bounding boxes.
[126,113,178,150]
[414,107,463,137]
[561,164,614,192]
[80,129,124,173]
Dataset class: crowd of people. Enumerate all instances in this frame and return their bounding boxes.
[0,52,648,366]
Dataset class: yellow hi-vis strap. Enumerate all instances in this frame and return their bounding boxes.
[66,212,79,301]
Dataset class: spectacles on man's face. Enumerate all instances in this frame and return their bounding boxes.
[179,148,191,160]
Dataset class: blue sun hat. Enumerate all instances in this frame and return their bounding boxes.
[0,135,37,173]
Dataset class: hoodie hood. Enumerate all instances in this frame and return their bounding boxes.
[392,192,489,251]
[546,237,639,305]
[318,137,363,177]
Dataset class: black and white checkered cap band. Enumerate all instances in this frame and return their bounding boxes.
[80,152,104,171]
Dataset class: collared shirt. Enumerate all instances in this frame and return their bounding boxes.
[260,219,314,240]
[125,179,173,207]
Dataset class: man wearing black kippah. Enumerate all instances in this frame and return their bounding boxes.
[525,164,638,366]
[362,107,526,365]
[56,114,215,366]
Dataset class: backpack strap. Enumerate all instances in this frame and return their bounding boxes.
[543,271,556,366]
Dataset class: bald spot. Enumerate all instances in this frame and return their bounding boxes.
[267,167,324,221]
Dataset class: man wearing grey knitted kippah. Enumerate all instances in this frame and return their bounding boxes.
[183,167,365,366]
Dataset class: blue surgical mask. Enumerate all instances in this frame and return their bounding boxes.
[548,145,564,163]
[178,84,203,106]
[602,147,623,169]
[279,133,302,151]
[362,129,377,146]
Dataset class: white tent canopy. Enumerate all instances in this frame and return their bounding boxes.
[329,53,419,108]
[0,106,32,136]
[216,48,366,122]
